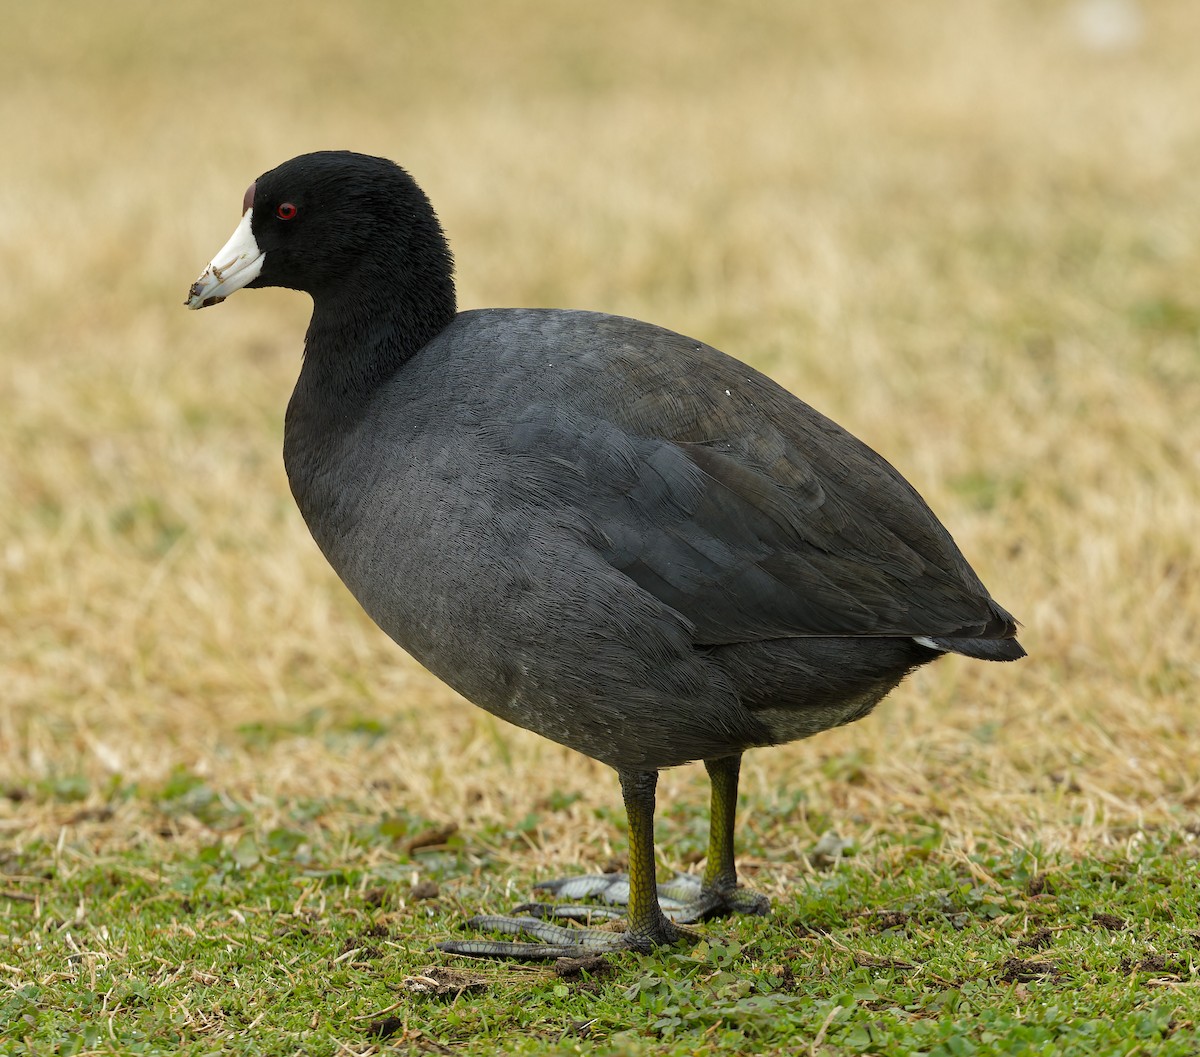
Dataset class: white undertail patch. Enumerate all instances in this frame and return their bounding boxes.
[913,636,947,651]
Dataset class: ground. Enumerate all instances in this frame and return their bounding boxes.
[2,2,1198,1054]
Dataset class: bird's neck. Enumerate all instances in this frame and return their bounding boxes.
[290,272,456,427]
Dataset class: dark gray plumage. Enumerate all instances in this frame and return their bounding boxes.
[187,151,1024,957]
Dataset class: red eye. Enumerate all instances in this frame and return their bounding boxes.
[275,202,298,221]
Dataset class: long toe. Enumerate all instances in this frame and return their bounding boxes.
[531,871,769,924]
[532,873,633,905]
[655,873,706,907]
[436,914,673,960]
[533,871,701,913]
[511,901,626,922]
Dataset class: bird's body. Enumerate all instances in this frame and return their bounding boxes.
[286,306,1014,771]
[188,151,1024,957]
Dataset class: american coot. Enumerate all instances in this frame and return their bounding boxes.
[187,151,1024,958]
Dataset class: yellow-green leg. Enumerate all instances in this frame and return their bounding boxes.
[677,754,769,921]
[521,757,769,925]
[617,768,684,949]
[701,755,742,892]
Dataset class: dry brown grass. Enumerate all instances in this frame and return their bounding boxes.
[2,0,1198,886]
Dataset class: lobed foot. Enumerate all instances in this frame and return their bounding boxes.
[437,870,771,958]
[530,870,769,925]
[436,911,691,960]
[436,766,767,960]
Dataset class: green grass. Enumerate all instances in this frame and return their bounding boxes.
[4,794,1198,1056]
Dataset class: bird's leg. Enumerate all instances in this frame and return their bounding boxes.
[702,753,742,892]
[519,756,769,926]
[670,754,770,922]
[613,768,685,949]
[436,768,685,959]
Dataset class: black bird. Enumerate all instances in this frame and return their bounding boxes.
[187,151,1024,958]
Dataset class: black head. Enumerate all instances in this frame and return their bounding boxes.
[187,151,455,328]
[248,152,453,302]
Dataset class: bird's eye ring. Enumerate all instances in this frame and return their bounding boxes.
[276,202,298,221]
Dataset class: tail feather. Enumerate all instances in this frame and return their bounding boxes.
[925,635,1026,662]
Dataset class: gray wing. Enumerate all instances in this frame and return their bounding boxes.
[498,355,1014,646]
[449,308,1019,648]
[583,425,1015,644]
